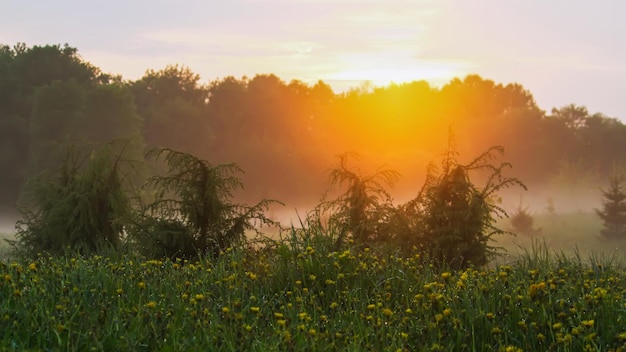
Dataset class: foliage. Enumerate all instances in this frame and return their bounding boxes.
[11,141,136,257]
[595,173,626,240]
[3,241,626,350]
[323,153,400,246]
[400,144,526,269]
[130,148,278,259]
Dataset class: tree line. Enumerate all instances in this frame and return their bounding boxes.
[2,43,625,213]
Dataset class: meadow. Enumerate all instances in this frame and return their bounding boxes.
[2,214,626,351]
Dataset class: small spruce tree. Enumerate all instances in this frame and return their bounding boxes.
[596,174,626,240]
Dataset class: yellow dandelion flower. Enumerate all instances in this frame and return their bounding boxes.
[582,320,594,328]
[222,307,230,314]
[277,319,286,327]
[145,301,157,308]
[274,312,284,319]
[28,263,37,271]
[330,302,338,309]
[308,328,316,336]
[245,325,252,332]
[138,282,146,289]
[382,308,394,317]
[367,304,376,310]
[251,306,260,313]
[491,327,502,335]
[195,294,204,301]
[552,322,563,330]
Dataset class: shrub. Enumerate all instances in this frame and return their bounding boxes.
[130,148,278,259]
[398,144,526,269]
[12,142,135,257]
[322,153,399,247]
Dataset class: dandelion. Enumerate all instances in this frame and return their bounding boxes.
[581,320,594,328]
[138,282,146,290]
[28,263,37,271]
[382,308,393,317]
[195,294,204,301]
[367,304,376,310]
[222,307,230,314]
[251,306,260,313]
[145,301,157,308]
[277,319,286,327]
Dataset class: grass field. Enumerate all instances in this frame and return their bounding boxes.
[3,213,626,351]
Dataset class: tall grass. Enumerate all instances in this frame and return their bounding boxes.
[2,224,626,351]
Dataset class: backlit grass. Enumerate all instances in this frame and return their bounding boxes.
[2,230,626,351]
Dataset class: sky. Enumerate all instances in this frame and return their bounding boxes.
[2,0,626,120]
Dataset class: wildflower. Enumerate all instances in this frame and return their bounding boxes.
[552,322,563,330]
[382,308,393,317]
[367,304,376,310]
[330,302,338,309]
[145,301,157,309]
[618,332,626,341]
[138,282,146,290]
[251,306,260,313]
[308,328,316,336]
[28,263,37,271]
[274,312,284,319]
[245,324,252,332]
[491,327,502,335]
[222,307,230,314]
[581,320,594,328]
[195,294,204,301]
[277,319,286,327]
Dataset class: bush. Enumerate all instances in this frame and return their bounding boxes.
[12,142,136,257]
[129,148,279,259]
[397,145,525,269]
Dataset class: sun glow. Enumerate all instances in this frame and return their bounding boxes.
[327,58,471,90]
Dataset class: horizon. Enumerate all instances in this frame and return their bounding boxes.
[1,0,625,121]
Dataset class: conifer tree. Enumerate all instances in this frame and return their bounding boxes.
[596,174,626,240]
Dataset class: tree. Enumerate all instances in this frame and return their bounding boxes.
[130,148,278,259]
[400,143,526,269]
[510,198,540,236]
[324,153,399,246]
[12,141,136,256]
[595,174,626,240]
[130,65,210,155]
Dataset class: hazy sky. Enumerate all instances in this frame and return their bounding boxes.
[2,0,625,119]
